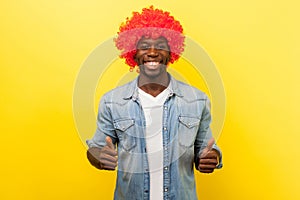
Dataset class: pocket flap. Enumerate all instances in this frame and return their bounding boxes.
[178,116,200,128]
[113,119,135,131]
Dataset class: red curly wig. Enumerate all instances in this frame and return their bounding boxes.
[114,6,185,71]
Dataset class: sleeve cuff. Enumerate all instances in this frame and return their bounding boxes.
[212,143,223,169]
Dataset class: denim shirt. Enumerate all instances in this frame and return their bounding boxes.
[87,74,223,200]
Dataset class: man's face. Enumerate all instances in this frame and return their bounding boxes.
[134,36,170,79]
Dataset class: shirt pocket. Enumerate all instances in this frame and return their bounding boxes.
[178,115,200,147]
[113,118,136,152]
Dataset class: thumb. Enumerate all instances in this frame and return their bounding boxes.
[105,136,115,150]
[200,138,215,158]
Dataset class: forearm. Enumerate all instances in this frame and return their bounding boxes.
[194,97,223,169]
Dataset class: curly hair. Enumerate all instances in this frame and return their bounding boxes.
[114,6,185,71]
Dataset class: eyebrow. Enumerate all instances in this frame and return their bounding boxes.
[137,39,169,46]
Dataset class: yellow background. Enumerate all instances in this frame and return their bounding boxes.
[1,0,299,199]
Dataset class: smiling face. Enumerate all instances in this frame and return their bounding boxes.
[134,36,171,81]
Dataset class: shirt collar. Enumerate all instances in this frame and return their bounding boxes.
[123,73,183,100]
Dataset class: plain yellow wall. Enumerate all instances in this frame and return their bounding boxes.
[1,0,299,199]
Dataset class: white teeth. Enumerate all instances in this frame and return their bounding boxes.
[144,61,159,66]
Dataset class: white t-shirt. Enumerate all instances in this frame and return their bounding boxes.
[138,86,170,200]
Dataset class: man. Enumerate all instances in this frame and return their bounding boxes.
[87,6,222,200]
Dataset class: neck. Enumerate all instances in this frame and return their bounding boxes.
[138,73,169,97]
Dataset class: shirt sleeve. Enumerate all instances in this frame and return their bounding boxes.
[86,96,118,148]
[194,96,223,169]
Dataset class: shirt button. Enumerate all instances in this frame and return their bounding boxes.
[164,188,168,192]
[164,167,168,170]
[164,127,167,131]
[164,106,167,110]
[164,147,167,150]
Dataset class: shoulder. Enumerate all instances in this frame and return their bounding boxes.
[101,79,137,103]
[172,78,208,102]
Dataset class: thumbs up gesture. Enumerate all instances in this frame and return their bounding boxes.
[87,136,118,170]
[198,138,219,173]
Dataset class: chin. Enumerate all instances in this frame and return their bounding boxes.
[141,66,166,79]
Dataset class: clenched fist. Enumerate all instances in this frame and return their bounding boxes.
[198,138,219,173]
[87,136,118,170]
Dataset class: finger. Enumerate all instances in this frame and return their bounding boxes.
[198,162,217,173]
[106,136,115,150]
[199,168,215,173]
[200,151,218,159]
[99,153,118,170]
[100,153,118,163]
[198,165,217,172]
[200,138,215,158]
[199,158,218,165]
[100,159,118,170]
[102,146,118,156]
[199,163,217,168]
[198,159,218,170]
[206,137,215,151]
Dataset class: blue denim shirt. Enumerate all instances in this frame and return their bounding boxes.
[87,74,223,200]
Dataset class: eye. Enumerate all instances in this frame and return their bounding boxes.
[138,44,150,50]
[156,44,169,50]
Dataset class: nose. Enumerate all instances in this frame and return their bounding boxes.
[147,47,159,57]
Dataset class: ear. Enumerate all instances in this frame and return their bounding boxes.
[166,52,171,64]
[133,54,140,67]
[133,54,137,62]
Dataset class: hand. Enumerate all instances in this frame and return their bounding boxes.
[87,136,118,170]
[198,138,219,173]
